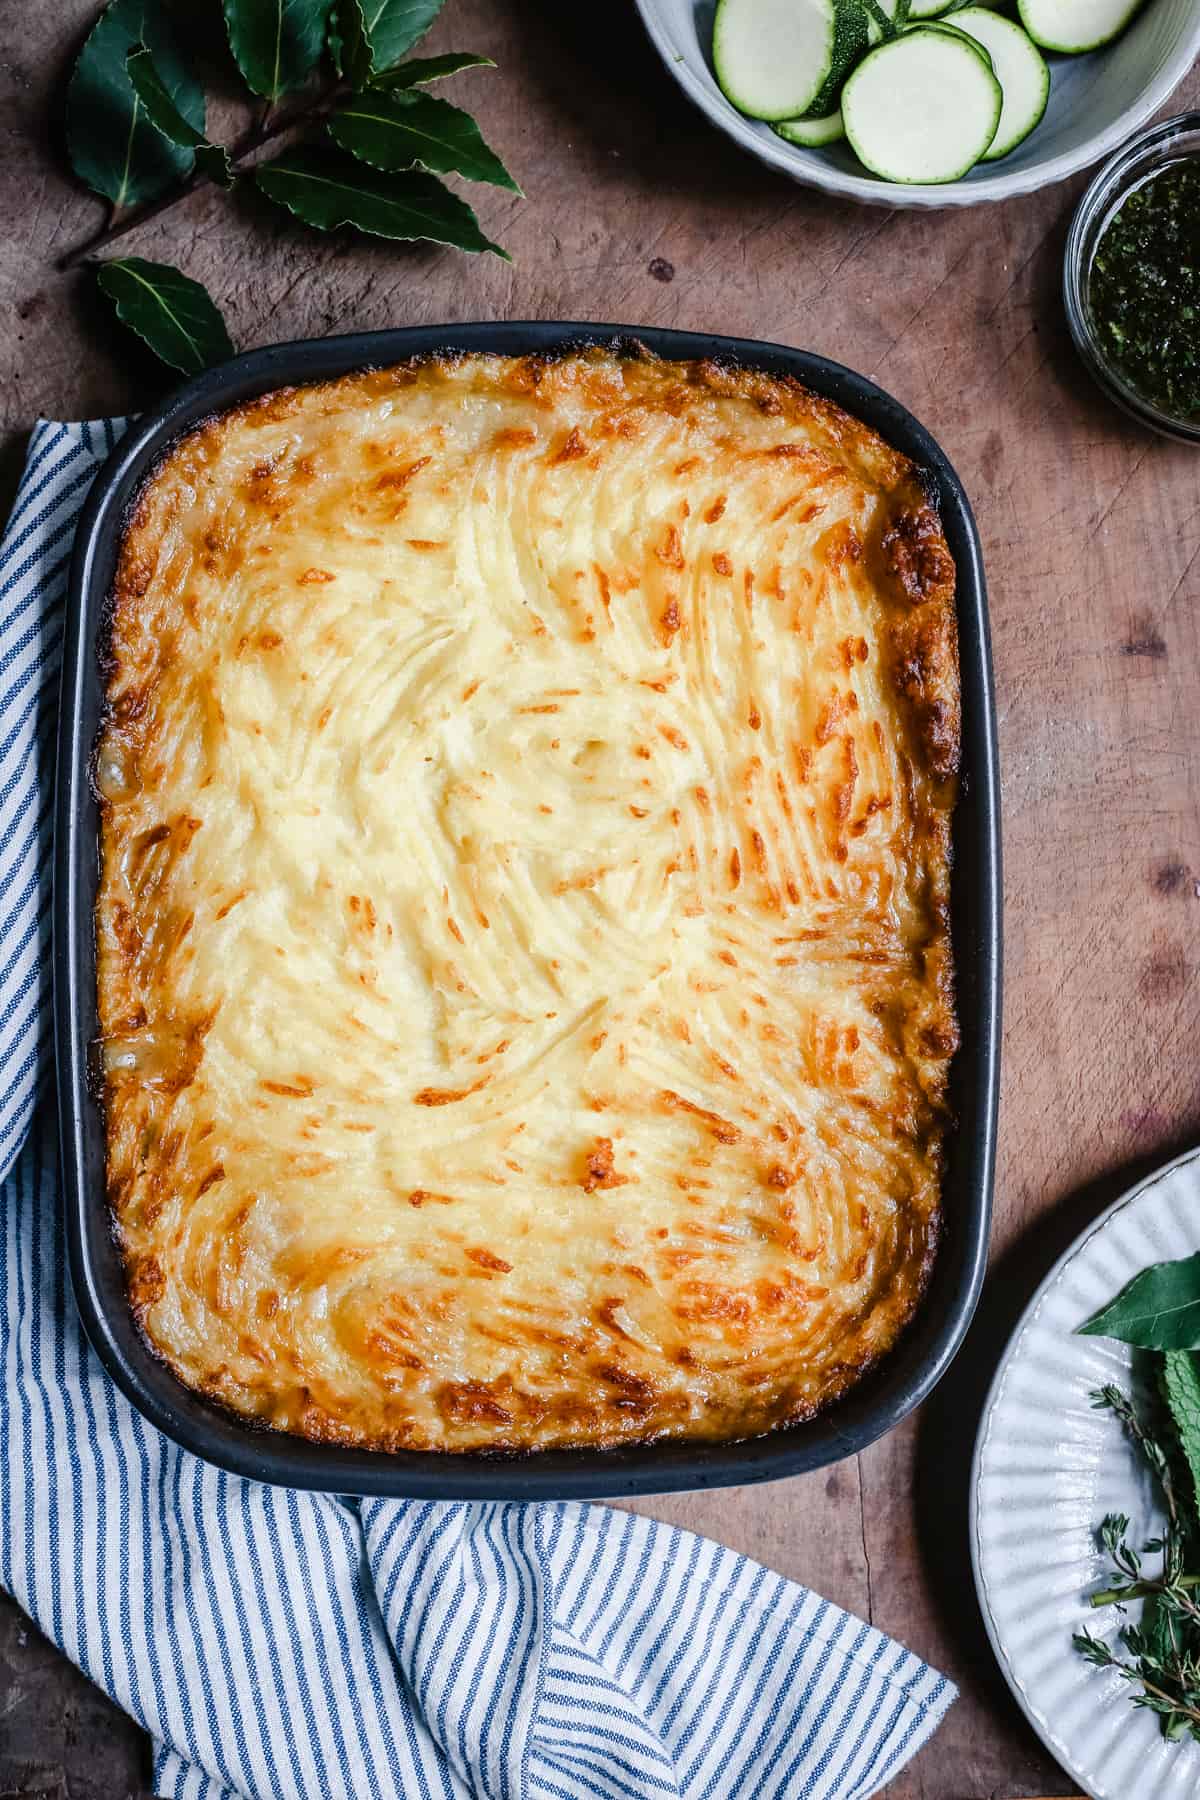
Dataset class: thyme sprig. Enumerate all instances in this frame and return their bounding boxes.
[1073,1384,1200,1743]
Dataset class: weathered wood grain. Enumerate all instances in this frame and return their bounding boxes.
[2,0,1199,1793]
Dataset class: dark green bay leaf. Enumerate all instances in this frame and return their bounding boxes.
[96,258,235,374]
[256,143,508,255]
[222,0,331,101]
[325,6,348,79]
[369,51,494,90]
[356,0,446,72]
[330,90,520,191]
[68,0,205,207]
[1080,1251,1200,1350]
[195,143,236,188]
[331,0,444,81]
[126,46,234,186]
[329,0,373,83]
[1163,1351,1200,1517]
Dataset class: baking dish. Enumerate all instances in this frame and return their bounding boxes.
[55,322,1001,1498]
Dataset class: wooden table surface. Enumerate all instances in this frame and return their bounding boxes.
[2,1,1198,1793]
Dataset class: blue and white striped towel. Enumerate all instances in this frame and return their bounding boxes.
[0,418,956,1800]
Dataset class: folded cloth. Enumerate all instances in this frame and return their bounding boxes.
[0,419,955,1800]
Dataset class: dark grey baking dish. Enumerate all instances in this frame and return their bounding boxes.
[55,321,1001,1498]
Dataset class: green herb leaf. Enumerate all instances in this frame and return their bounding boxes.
[96,257,235,374]
[195,144,237,188]
[1080,1253,1200,1350]
[330,0,444,81]
[368,51,494,90]
[328,0,371,83]
[329,90,519,191]
[256,142,508,256]
[355,0,445,71]
[125,46,234,187]
[68,0,205,207]
[222,0,332,101]
[1078,1379,1200,1742]
[1164,1351,1200,1521]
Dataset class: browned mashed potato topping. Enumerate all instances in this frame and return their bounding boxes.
[97,347,959,1453]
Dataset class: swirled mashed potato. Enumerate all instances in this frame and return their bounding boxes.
[97,347,959,1452]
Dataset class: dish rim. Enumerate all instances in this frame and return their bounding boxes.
[633,0,1200,210]
[969,1142,1200,1799]
[55,320,1001,1498]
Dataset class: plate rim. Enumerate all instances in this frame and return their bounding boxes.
[969,1140,1200,1799]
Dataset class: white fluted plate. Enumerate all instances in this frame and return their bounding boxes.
[972,1145,1200,1799]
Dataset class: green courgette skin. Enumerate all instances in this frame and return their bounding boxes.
[801,0,870,118]
[953,5,1050,160]
[842,29,1003,182]
[1017,0,1146,52]
[775,107,846,146]
[913,18,997,63]
[713,0,839,122]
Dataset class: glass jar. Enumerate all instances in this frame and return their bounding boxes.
[1064,111,1200,446]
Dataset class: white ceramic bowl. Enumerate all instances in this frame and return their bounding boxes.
[634,0,1200,207]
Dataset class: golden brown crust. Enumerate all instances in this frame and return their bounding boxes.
[96,346,959,1454]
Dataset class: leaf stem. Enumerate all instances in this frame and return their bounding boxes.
[57,80,348,270]
[1091,1572,1200,1608]
[59,175,200,269]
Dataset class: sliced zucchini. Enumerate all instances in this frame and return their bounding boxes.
[865,0,909,43]
[907,0,963,17]
[714,0,842,122]
[916,18,997,59]
[954,7,1049,159]
[1016,0,1145,51]
[842,28,1002,183]
[799,0,869,120]
[776,107,846,146]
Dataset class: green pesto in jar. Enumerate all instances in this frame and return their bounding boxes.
[1088,158,1200,421]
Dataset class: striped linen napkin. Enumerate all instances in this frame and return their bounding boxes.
[0,418,956,1800]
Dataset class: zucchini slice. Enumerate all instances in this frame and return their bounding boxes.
[776,107,846,146]
[1016,0,1145,51]
[865,0,909,43]
[916,18,997,60]
[799,0,870,120]
[713,0,841,121]
[842,28,1002,182]
[954,7,1050,159]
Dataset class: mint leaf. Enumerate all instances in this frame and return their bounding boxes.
[1164,1351,1200,1524]
[368,52,494,90]
[126,46,234,186]
[256,142,508,256]
[330,90,520,191]
[222,0,332,101]
[68,0,205,207]
[96,258,234,374]
[1080,1252,1200,1350]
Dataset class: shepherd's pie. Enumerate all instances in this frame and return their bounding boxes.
[96,347,959,1453]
